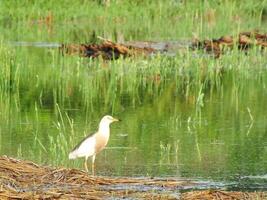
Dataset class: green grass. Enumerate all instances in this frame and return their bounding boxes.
[0,0,266,42]
[0,0,267,179]
[0,41,267,116]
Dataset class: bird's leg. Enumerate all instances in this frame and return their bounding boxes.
[92,155,96,176]
[84,157,89,172]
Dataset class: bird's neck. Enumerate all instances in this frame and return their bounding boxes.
[98,123,110,137]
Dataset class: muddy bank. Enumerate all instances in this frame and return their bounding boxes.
[61,38,156,60]
[0,156,266,199]
[60,31,267,60]
[192,30,267,58]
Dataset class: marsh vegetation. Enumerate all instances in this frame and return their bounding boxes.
[0,0,266,193]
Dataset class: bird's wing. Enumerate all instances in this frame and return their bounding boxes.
[71,132,94,151]
[75,136,96,157]
[71,133,96,152]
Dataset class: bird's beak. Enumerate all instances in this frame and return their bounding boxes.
[113,117,120,122]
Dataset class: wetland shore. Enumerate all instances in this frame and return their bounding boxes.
[0,156,265,199]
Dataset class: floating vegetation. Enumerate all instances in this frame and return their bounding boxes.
[181,190,266,200]
[192,30,267,58]
[60,31,267,60]
[0,156,266,199]
[61,38,156,60]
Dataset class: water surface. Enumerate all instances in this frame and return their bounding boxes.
[0,47,266,191]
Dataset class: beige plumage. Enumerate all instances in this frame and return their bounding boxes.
[69,115,119,174]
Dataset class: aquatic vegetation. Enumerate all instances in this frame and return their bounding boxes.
[0,0,266,191]
[1,0,266,42]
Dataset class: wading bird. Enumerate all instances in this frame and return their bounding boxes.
[69,115,119,175]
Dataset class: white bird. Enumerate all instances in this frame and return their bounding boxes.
[69,115,119,174]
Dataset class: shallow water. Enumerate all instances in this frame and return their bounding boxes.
[0,43,267,192]
[1,2,267,196]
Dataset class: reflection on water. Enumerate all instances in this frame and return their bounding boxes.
[1,74,267,190]
[0,46,267,191]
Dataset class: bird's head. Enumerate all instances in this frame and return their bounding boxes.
[100,115,120,126]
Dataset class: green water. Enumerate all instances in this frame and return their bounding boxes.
[0,0,267,191]
[0,45,267,190]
